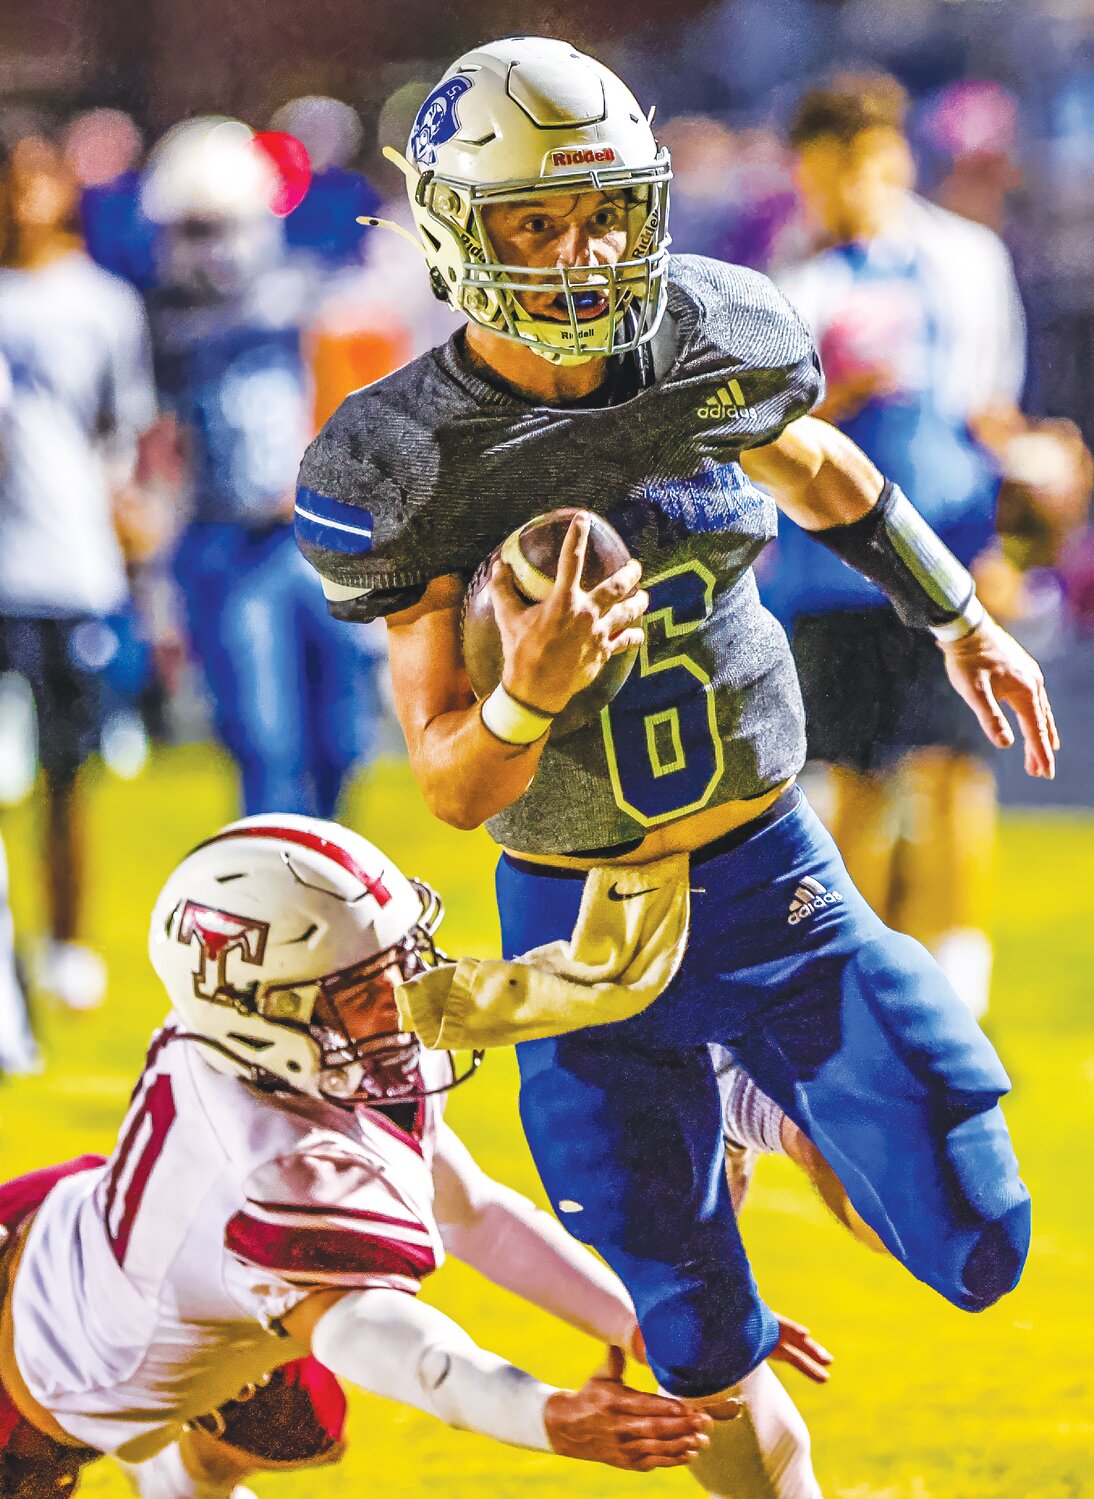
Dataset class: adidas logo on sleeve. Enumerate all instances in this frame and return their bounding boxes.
[697,379,751,420]
[787,875,843,925]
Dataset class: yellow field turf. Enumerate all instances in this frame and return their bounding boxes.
[0,747,1091,1498]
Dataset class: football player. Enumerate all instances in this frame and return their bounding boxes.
[0,815,837,1499]
[765,73,1034,1019]
[295,35,1054,1468]
[138,119,385,819]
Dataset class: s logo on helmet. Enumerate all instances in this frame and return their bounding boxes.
[178,901,270,1001]
[410,75,472,167]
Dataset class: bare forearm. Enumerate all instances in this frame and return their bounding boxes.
[405,701,547,830]
[740,415,884,529]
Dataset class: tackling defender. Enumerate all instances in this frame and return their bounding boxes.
[296,36,1054,1452]
[0,816,716,1497]
[0,816,838,1499]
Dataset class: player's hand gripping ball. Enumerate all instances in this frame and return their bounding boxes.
[462,508,641,738]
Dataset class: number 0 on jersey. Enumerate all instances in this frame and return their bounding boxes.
[601,561,725,827]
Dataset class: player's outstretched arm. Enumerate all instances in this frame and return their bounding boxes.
[741,415,1058,778]
[282,1287,712,1471]
[432,1123,641,1352]
[386,516,647,828]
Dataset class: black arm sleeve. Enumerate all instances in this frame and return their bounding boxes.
[811,481,979,633]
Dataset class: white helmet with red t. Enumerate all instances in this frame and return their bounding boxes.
[148,814,458,1108]
[384,35,671,365]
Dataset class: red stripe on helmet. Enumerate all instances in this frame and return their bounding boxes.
[195,824,393,907]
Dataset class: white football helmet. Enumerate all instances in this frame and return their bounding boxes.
[141,117,281,297]
[384,36,671,365]
[148,814,465,1109]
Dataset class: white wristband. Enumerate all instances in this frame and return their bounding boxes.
[480,683,554,745]
[930,593,986,643]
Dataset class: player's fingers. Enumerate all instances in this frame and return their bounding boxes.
[618,1434,711,1462]
[603,1389,712,1431]
[775,1315,810,1340]
[601,590,649,635]
[609,1415,713,1447]
[799,1333,833,1367]
[625,1445,708,1472]
[595,1344,628,1383]
[778,1319,834,1365]
[771,1344,832,1384]
[607,627,646,657]
[588,558,643,607]
[966,670,1014,750]
[1042,683,1061,753]
[602,1387,705,1421]
[613,1392,737,1423]
[489,560,530,625]
[556,513,591,596]
[1001,675,1054,779]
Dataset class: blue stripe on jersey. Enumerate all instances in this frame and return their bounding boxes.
[295,486,374,555]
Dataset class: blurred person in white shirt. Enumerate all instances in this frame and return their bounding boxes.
[767,74,1084,1017]
[0,125,156,1012]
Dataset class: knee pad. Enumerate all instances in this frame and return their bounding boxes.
[945,1107,1031,1309]
[960,1197,1031,1310]
[641,1283,779,1399]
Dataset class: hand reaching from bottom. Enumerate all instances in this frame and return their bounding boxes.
[545,1345,717,1471]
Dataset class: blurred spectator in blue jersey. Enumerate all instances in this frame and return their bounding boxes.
[139,117,385,819]
[268,95,380,272]
[0,123,157,1011]
[767,74,1031,1018]
[66,109,157,292]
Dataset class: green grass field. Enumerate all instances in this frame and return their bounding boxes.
[1,747,1091,1499]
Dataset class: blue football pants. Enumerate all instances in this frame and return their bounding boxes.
[498,790,1030,1399]
[175,523,384,818]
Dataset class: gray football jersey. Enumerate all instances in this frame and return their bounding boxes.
[297,255,823,855]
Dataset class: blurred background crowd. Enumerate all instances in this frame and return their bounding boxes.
[1,0,1092,1071]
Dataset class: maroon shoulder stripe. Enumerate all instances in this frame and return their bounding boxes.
[226,1212,435,1279]
[249,1201,426,1234]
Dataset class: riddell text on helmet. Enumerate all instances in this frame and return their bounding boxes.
[548,146,618,168]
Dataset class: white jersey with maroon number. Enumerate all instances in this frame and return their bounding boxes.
[11,1018,447,1462]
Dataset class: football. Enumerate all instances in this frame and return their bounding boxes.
[461,508,640,739]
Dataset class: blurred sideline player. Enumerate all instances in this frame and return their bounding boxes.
[0,832,38,1076]
[0,817,831,1499]
[139,119,385,819]
[767,74,1074,1017]
[267,95,379,273]
[297,38,1056,1457]
[0,125,156,1011]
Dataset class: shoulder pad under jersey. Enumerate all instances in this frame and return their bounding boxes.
[671,254,825,447]
[295,362,450,623]
[227,1135,439,1290]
